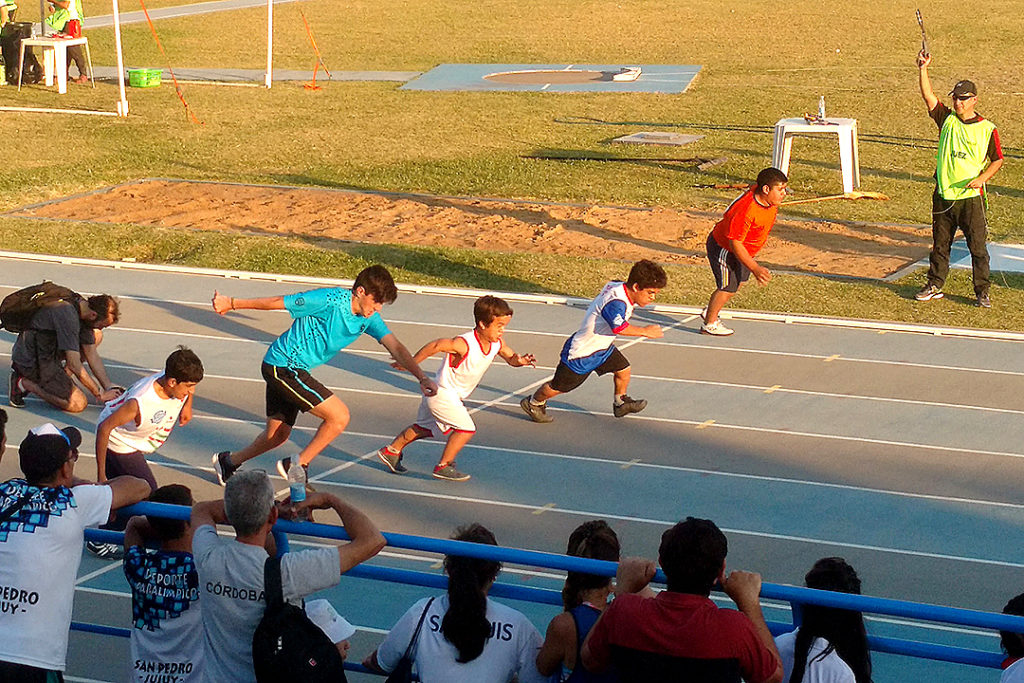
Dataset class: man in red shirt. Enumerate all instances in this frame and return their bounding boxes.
[702,167,788,336]
[581,517,783,683]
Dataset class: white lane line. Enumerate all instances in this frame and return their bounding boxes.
[76,562,122,585]
[304,480,1024,569]
[7,285,1023,376]
[11,345,1015,418]
[66,676,117,683]
[75,433,1024,512]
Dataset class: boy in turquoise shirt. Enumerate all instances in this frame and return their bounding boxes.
[210,265,437,484]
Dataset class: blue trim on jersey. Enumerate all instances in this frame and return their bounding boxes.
[601,299,629,333]
[559,336,616,375]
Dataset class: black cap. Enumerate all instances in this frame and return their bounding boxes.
[19,423,82,482]
[950,80,977,97]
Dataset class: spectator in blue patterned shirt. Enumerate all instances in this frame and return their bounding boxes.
[123,484,203,683]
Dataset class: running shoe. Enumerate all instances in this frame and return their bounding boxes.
[520,397,554,423]
[212,451,238,486]
[277,457,308,483]
[613,396,648,418]
[432,463,471,482]
[8,370,26,408]
[377,447,408,474]
[915,284,944,301]
[977,293,992,308]
[700,320,734,336]
[86,541,124,561]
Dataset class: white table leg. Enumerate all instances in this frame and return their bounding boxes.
[771,124,784,170]
[55,43,68,94]
[778,134,794,176]
[17,40,25,91]
[42,45,55,87]
[851,122,861,189]
[838,127,855,194]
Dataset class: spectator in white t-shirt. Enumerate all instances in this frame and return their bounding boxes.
[192,470,385,683]
[999,593,1024,682]
[0,423,150,683]
[123,484,202,683]
[774,557,871,683]
[363,523,548,683]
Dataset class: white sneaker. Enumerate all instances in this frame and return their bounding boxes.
[701,320,734,336]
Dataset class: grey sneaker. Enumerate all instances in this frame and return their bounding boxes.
[212,451,238,486]
[377,447,408,474]
[8,371,26,408]
[977,293,991,308]
[520,397,554,423]
[277,458,308,483]
[613,395,648,418]
[432,463,471,482]
[86,541,124,561]
[915,284,944,301]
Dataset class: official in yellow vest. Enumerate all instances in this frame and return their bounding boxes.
[45,0,90,84]
[915,49,1003,308]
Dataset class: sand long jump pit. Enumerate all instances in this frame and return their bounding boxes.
[9,179,930,278]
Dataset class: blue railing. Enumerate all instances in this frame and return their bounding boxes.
[78,502,1024,675]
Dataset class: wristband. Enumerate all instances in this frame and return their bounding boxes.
[230,297,235,310]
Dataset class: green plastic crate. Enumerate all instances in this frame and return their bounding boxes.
[127,68,161,88]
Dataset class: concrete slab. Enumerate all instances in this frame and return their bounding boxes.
[401,63,701,93]
[612,131,705,146]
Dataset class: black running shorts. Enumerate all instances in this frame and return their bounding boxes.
[706,233,750,293]
[549,347,630,393]
[261,363,333,426]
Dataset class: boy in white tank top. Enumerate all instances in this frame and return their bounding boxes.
[377,296,535,482]
[89,347,203,559]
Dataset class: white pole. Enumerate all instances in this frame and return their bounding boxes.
[264,0,272,88]
[111,0,129,115]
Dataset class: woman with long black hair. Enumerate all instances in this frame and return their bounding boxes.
[537,520,621,682]
[364,523,548,682]
[775,557,872,683]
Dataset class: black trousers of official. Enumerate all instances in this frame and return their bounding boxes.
[927,190,989,297]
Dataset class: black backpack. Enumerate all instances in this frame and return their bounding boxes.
[0,282,80,333]
[252,555,347,683]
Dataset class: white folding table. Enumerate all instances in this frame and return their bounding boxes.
[771,117,860,193]
[18,36,94,94]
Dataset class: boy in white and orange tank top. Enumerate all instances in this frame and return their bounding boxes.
[377,296,535,482]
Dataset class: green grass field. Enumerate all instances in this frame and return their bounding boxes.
[1,0,1021,328]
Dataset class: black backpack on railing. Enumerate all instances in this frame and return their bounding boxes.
[0,282,80,333]
[252,555,347,683]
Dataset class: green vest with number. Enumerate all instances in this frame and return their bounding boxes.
[936,114,995,201]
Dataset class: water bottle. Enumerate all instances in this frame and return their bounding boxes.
[287,454,306,506]
[818,96,826,121]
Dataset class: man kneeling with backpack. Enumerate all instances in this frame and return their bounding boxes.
[3,282,123,412]
[191,471,385,683]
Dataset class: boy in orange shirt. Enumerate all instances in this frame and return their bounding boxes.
[701,167,788,336]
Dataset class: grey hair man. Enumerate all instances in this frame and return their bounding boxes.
[191,470,385,683]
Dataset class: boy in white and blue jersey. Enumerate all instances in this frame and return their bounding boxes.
[521,260,666,423]
[209,265,438,483]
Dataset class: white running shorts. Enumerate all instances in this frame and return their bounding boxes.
[415,387,476,435]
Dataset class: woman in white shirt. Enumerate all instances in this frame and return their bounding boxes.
[364,523,548,683]
[775,557,872,683]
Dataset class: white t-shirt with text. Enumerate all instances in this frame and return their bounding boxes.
[0,481,112,671]
[375,594,548,683]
